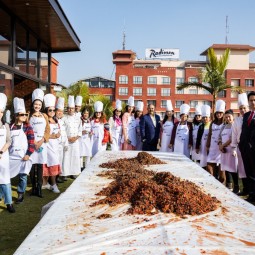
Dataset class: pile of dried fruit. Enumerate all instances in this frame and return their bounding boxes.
[91,152,219,217]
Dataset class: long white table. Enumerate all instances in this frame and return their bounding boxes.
[15,151,255,255]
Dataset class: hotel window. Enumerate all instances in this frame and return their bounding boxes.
[162,77,170,85]
[189,89,198,94]
[218,90,226,98]
[161,100,167,108]
[147,100,156,107]
[203,89,210,94]
[161,88,170,96]
[0,85,5,93]
[148,77,157,84]
[119,75,128,84]
[133,76,142,84]
[230,101,238,109]
[175,100,184,108]
[147,88,156,96]
[176,89,184,94]
[176,78,184,85]
[119,87,128,95]
[203,101,212,107]
[231,91,238,98]
[188,77,198,83]
[245,79,254,87]
[133,88,142,96]
[231,79,240,87]
[190,100,198,108]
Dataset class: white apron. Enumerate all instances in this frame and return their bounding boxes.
[80,121,92,157]
[159,120,174,152]
[47,123,60,167]
[57,118,68,169]
[62,115,81,176]
[237,147,246,178]
[200,127,209,168]
[9,124,33,178]
[121,115,137,147]
[135,118,142,151]
[174,123,190,158]
[30,115,47,164]
[191,124,201,161]
[207,123,223,165]
[110,117,122,152]
[0,126,10,184]
[91,120,106,157]
[220,126,237,173]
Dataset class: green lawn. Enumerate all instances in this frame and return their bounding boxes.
[0,177,74,255]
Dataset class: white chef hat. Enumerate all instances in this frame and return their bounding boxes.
[56,97,65,110]
[127,96,135,107]
[68,95,75,108]
[195,105,202,115]
[94,101,103,112]
[238,93,248,107]
[180,103,190,115]
[166,100,173,111]
[44,94,56,108]
[136,101,144,111]
[0,93,7,111]
[115,99,122,111]
[32,88,44,103]
[75,95,83,106]
[13,97,26,113]
[201,105,211,117]
[215,99,225,112]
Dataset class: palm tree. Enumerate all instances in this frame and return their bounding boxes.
[177,48,241,113]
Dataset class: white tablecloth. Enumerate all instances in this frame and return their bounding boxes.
[14,151,255,255]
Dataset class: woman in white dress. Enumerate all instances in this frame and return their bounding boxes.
[80,107,92,169]
[42,94,61,193]
[122,96,136,150]
[160,100,176,152]
[9,98,35,204]
[231,93,249,196]
[206,99,225,184]
[195,105,211,169]
[219,110,238,192]
[91,101,107,157]
[29,89,50,197]
[0,93,14,213]
[191,105,203,162]
[109,100,123,151]
[135,101,144,151]
[169,104,193,158]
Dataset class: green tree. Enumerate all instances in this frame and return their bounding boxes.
[177,48,241,114]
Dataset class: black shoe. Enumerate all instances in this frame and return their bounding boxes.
[16,193,24,204]
[70,175,77,179]
[245,194,255,203]
[62,176,68,181]
[6,204,15,213]
[232,186,239,194]
[237,191,249,196]
[56,177,64,183]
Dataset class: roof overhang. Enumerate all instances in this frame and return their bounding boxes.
[0,0,81,53]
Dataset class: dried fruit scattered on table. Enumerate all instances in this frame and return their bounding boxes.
[91,152,220,217]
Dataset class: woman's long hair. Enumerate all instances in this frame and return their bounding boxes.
[113,109,123,121]
[162,111,175,124]
[44,107,58,123]
[192,115,202,125]
[213,112,224,125]
[92,111,106,123]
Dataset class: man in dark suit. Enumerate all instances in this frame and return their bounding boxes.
[140,104,161,151]
[239,91,255,203]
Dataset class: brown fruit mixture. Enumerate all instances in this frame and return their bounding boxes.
[91,152,220,217]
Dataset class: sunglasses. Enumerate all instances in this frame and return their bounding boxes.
[18,113,29,117]
[48,109,56,112]
[95,112,101,114]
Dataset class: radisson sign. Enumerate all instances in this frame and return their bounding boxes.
[145,48,179,59]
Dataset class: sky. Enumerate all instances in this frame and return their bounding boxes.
[54,0,255,86]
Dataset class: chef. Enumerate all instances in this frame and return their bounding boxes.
[160,100,175,152]
[0,93,15,213]
[109,99,123,151]
[62,95,82,179]
[170,103,193,158]
[9,97,35,204]
[75,95,83,118]
[29,88,50,197]
[135,101,144,151]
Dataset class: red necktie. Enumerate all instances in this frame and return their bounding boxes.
[248,111,254,126]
